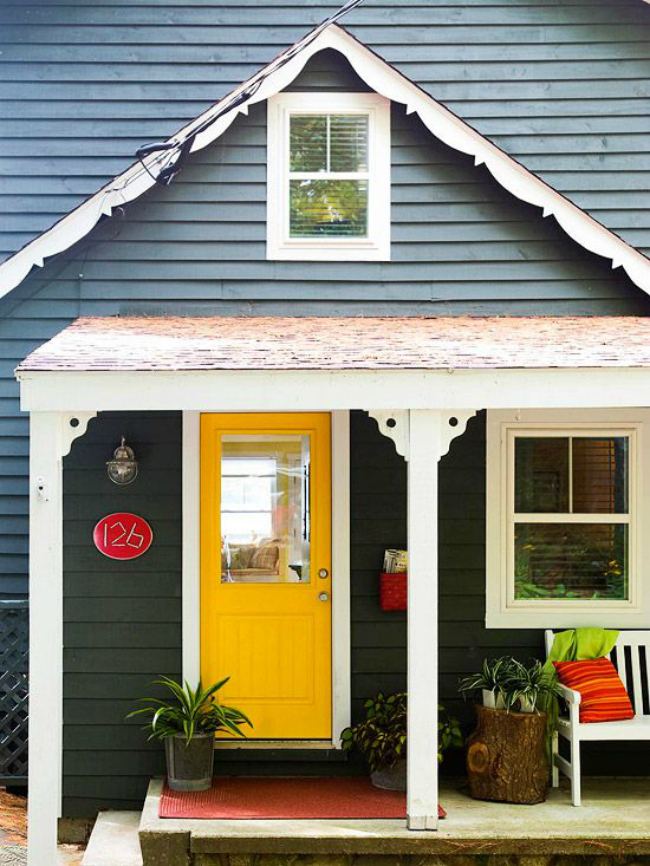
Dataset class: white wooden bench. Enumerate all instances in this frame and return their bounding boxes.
[544,629,650,806]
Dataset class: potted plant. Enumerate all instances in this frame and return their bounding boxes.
[340,692,462,790]
[128,676,252,791]
[458,656,513,709]
[460,657,561,804]
[459,656,559,713]
[505,658,559,713]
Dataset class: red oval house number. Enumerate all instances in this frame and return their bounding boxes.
[93,513,153,560]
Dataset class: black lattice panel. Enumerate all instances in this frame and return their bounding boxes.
[0,602,28,784]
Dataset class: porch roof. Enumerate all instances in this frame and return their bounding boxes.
[16,315,650,373]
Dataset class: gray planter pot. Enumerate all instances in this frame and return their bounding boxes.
[482,689,506,709]
[370,758,406,791]
[164,733,214,792]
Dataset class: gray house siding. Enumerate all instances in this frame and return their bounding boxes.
[1,49,648,599]
[63,411,182,817]
[351,411,650,779]
[1,0,649,262]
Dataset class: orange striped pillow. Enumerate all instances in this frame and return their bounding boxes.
[553,657,634,723]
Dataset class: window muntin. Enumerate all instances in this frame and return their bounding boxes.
[267,93,390,261]
[509,431,633,604]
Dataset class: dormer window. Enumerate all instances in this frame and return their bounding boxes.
[267,93,390,261]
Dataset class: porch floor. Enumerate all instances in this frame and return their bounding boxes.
[134,776,650,861]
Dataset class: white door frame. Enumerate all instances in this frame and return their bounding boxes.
[181,409,351,746]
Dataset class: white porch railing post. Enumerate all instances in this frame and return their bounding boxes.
[28,411,64,866]
[406,409,442,830]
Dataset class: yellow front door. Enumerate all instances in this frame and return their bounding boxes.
[200,413,332,740]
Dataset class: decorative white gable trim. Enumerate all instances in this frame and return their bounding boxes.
[0,24,649,297]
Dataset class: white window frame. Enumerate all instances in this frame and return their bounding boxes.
[486,409,650,629]
[266,92,391,262]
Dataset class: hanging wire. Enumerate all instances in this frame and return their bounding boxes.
[129,0,367,188]
[0,0,367,276]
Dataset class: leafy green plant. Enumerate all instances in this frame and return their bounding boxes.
[506,659,560,712]
[128,676,252,744]
[459,657,560,713]
[340,692,462,773]
[458,656,514,705]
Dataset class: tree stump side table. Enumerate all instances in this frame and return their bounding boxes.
[466,704,549,804]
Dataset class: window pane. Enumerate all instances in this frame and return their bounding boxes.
[222,458,276,477]
[514,523,628,601]
[289,179,368,237]
[222,474,274,511]
[330,115,368,172]
[290,115,327,172]
[515,438,569,513]
[220,435,311,584]
[572,437,628,514]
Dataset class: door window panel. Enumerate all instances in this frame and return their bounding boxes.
[220,434,311,584]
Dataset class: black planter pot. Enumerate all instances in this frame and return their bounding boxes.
[164,733,215,792]
[370,758,406,791]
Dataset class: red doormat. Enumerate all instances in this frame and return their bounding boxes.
[160,777,446,820]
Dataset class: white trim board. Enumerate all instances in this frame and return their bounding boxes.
[182,411,201,684]
[18,367,650,414]
[486,408,650,629]
[0,25,648,296]
[182,409,351,746]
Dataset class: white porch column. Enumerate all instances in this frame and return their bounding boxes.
[27,411,95,866]
[406,409,476,830]
[406,409,441,829]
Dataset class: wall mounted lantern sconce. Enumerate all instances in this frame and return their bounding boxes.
[106,437,138,485]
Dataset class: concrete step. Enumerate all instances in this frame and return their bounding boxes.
[82,813,142,866]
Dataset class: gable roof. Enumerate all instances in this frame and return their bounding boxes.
[1,22,649,299]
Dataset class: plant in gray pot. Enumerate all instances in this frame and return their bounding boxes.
[340,692,462,790]
[458,656,514,710]
[129,676,252,791]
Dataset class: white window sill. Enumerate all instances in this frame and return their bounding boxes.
[486,604,648,630]
[267,243,390,262]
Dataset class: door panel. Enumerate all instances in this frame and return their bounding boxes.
[201,413,332,740]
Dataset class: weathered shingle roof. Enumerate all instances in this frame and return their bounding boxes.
[16,315,650,372]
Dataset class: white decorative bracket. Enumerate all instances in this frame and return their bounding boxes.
[32,412,97,503]
[368,410,409,459]
[60,412,97,458]
[439,410,477,458]
[368,409,477,461]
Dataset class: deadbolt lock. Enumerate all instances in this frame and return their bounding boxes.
[318,568,329,579]
[318,592,330,602]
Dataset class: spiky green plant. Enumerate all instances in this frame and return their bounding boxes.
[505,659,560,713]
[128,676,252,743]
[459,657,561,713]
[458,656,515,705]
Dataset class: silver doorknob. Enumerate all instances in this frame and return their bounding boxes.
[318,592,330,602]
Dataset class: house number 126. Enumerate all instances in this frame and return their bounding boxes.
[93,512,153,561]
